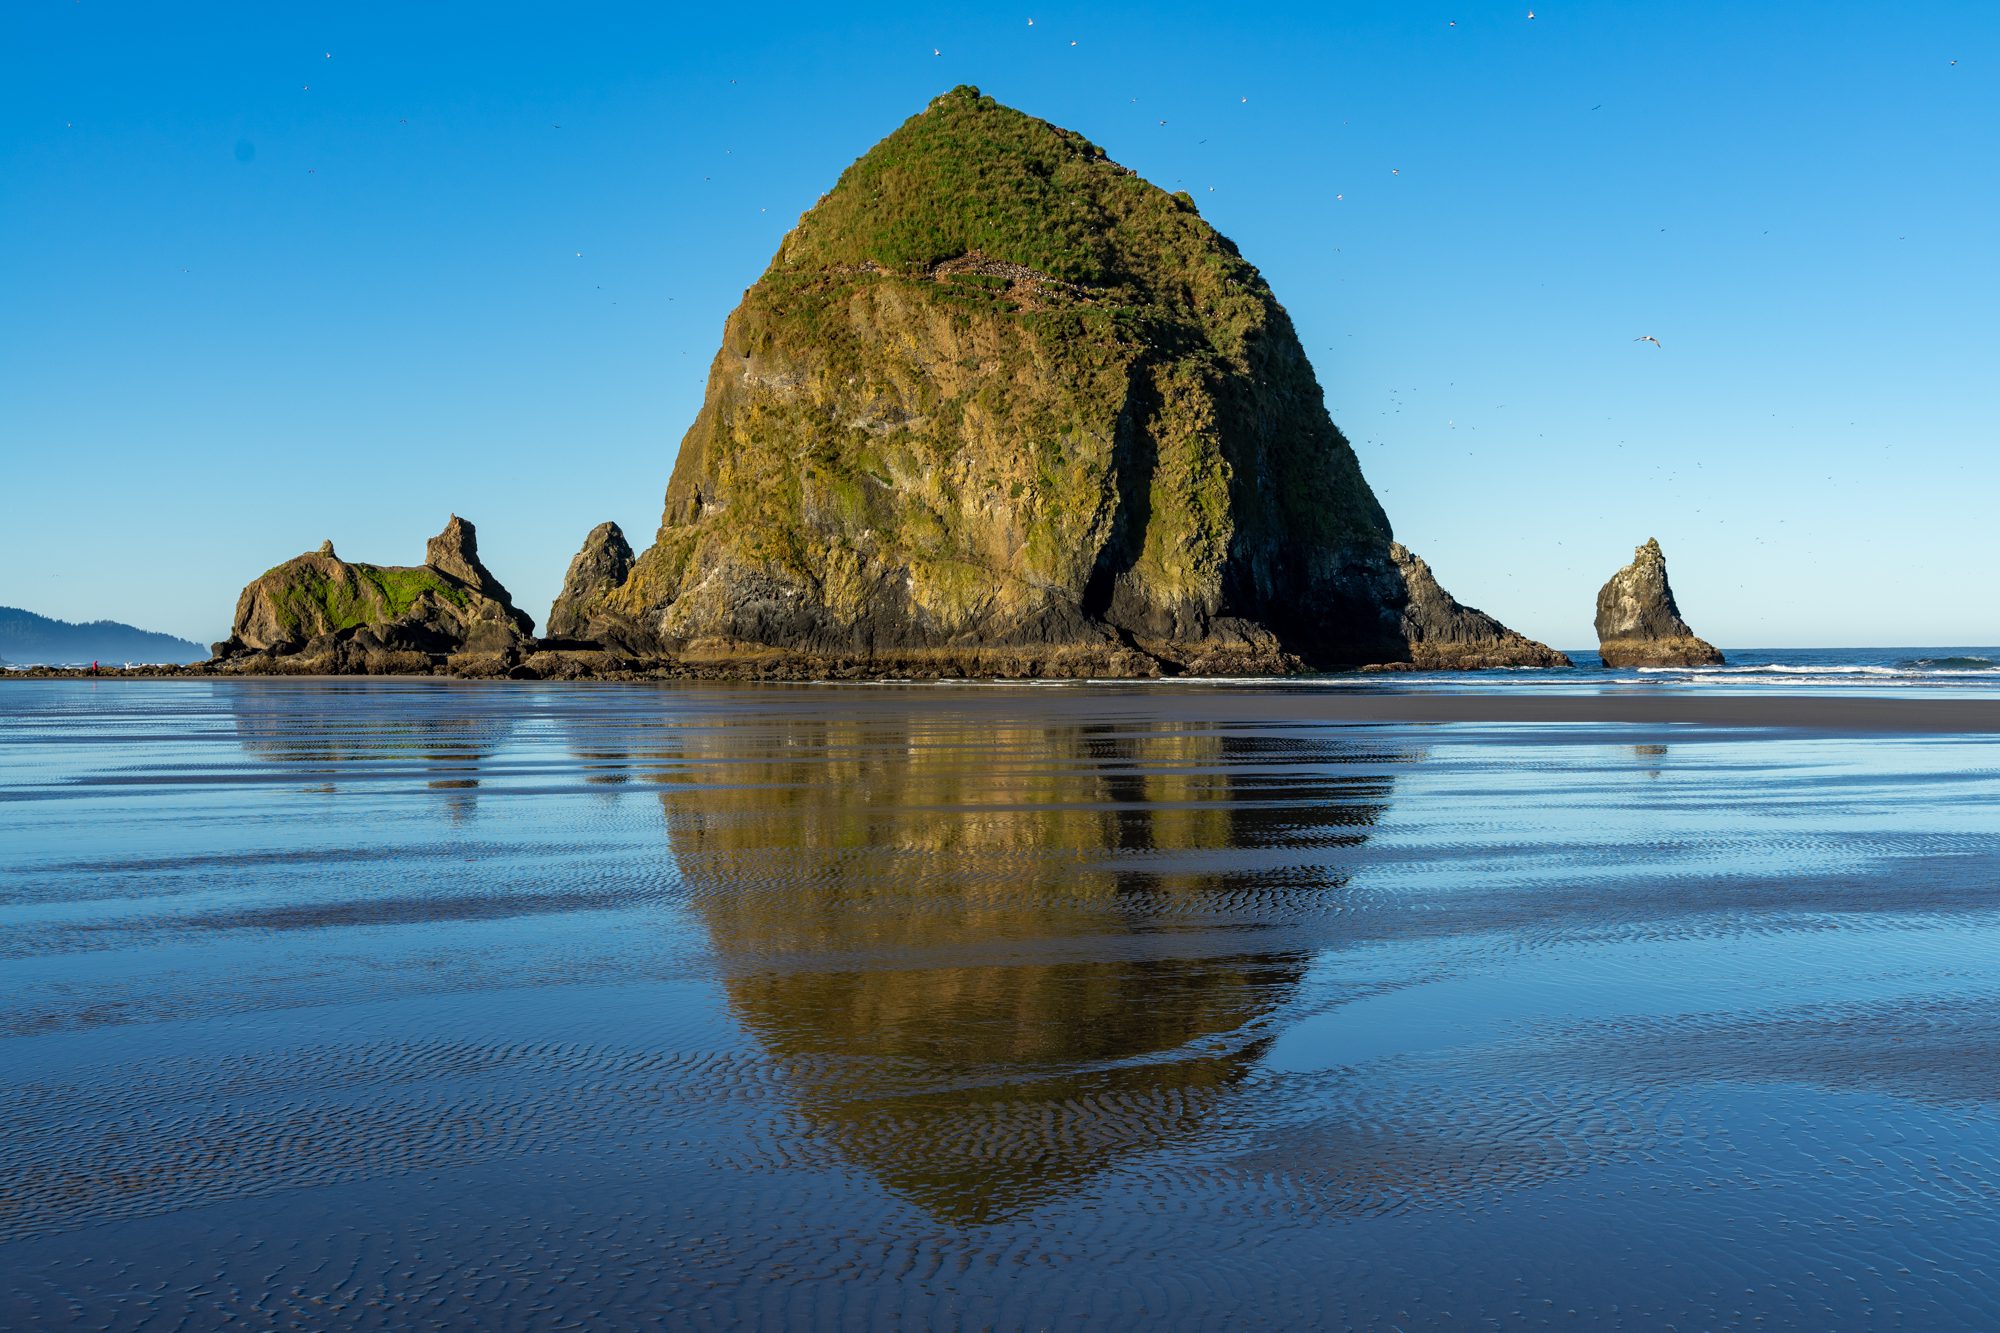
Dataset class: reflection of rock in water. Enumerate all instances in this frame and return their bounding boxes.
[227,685,514,821]
[661,715,1396,1224]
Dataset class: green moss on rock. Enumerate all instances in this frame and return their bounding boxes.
[260,561,469,637]
[225,517,533,658]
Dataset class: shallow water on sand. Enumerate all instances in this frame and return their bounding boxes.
[5,680,2000,1329]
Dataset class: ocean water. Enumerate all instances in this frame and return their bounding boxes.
[1333,646,2000,695]
[5,679,2000,1328]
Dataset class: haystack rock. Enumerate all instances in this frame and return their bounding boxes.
[215,515,534,671]
[558,86,1560,677]
[547,521,635,641]
[1594,538,1723,668]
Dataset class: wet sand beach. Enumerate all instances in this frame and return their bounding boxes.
[13,671,2000,731]
[5,679,2000,1327]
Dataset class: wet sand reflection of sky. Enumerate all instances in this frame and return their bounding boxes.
[4,681,2000,1327]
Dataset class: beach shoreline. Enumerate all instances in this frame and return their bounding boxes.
[8,673,2000,734]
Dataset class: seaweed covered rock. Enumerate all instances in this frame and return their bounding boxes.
[1595,538,1723,668]
[546,521,635,641]
[561,86,1557,676]
[216,516,534,671]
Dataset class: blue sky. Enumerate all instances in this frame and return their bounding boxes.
[3,1,1994,647]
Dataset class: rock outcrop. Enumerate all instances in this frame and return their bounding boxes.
[1595,538,1723,668]
[547,522,635,641]
[555,86,1559,676]
[213,516,535,672]
[424,515,517,604]
[1377,545,1572,670]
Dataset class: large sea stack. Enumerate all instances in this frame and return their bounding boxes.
[1595,538,1723,668]
[557,86,1563,676]
[214,516,535,673]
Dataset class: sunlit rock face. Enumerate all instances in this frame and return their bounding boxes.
[658,709,1396,1222]
[1595,538,1723,668]
[560,86,1559,676]
[216,516,535,671]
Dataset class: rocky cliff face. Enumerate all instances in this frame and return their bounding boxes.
[557,86,1559,676]
[547,522,635,641]
[1595,538,1723,668]
[216,516,534,671]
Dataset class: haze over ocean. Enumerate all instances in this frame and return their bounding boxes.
[3,1,1994,645]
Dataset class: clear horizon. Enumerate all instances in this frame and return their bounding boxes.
[4,1,1995,648]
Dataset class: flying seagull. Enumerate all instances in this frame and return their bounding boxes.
[1634,335,1662,348]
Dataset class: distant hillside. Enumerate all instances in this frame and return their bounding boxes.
[0,607,207,665]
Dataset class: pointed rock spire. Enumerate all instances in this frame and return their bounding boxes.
[425,515,494,592]
[1594,538,1722,667]
[547,521,635,639]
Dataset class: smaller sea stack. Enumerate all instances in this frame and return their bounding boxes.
[1594,538,1723,668]
[213,515,535,673]
[547,521,635,641]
